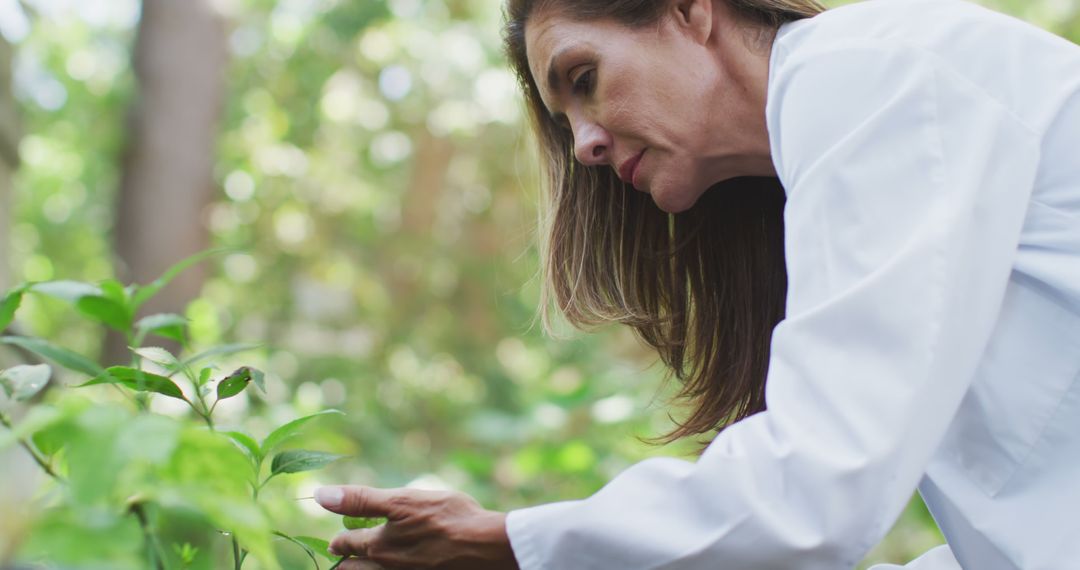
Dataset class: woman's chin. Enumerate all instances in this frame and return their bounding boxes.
[649,184,700,214]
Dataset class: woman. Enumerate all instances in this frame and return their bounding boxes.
[315,0,1080,568]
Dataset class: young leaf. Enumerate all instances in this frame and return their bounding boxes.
[343,516,388,530]
[198,367,213,386]
[269,450,345,476]
[172,543,199,566]
[0,285,27,331]
[0,336,105,377]
[261,410,345,457]
[0,364,51,401]
[216,367,254,401]
[133,346,178,368]
[29,280,101,303]
[79,366,187,401]
[131,248,230,310]
[135,313,188,343]
[223,430,262,464]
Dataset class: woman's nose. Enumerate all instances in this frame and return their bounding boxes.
[572,120,611,167]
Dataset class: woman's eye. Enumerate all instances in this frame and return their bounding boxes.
[571,68,595,95]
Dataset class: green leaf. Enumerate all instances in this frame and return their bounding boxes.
[29,280,101,303]
[198,367,213,385]
[179,342,262,369]
[32,415,75,456]
[75,295,132,332]
[0,336,105,377]
[133,346,178,368]
[173,543,199,565]
[261,410,345,456]
[269,449,345,476]
[132,248,230,310]
[250,368,266,393]
[157,428,281,570]
[274,532,334,567]
[64,404,132,505]
[0,285,27,330]
[79,366,187,401]
[0,405,62,450]
[0,364,51,401]
[273,532,319,568]
[135,313,188,343]
[114,413,181,466]
[98,279,128,304]
[288,536,335,561]
[343,515,387,530]
[216,367,254,401]
[223,430,262,464]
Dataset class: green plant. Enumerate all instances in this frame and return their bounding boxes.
[0,252,350,569]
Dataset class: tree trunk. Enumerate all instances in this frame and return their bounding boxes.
[0,35,18,293]
[0,34,37,567]
[111,0,228,361]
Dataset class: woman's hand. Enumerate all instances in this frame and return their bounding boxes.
[315,485,520,570]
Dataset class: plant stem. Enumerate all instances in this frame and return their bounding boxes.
[0,412,65,483]
[232,534,242,570]
[131,502,167,570]
[181,397,214,431]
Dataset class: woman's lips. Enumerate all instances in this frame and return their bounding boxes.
[618,149,646,188]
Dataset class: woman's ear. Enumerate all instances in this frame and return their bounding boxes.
[672,0,714,45]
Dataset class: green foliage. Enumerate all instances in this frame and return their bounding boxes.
[0,285,27,330]
[81,366,188,400]
[0,363,51,401]
[270,450,347,477]
[136,313,189,344]
[1,335,105,377]
[217,367,258,400]
[343,516,388,530]
[262,410,346,458]
[0,253,348,569]
[273,532,336,567]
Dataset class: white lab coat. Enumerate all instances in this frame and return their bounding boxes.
[506,0,1080,568]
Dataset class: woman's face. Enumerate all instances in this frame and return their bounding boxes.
[525,1,772,213]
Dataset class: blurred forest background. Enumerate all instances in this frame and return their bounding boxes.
[0,0,1076,567]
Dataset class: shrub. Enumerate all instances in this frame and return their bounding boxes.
[0,252,358,569]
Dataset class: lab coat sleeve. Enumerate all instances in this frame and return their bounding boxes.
[506,42,1042,570]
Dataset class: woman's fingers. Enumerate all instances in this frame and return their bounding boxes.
[336,558,386,570]
[330,528,378,558]
[317,486,515,569]
[315,485,405,517]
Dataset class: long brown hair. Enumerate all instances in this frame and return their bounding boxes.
[503,0,824,443]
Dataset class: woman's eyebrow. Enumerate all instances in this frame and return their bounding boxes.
[545,46,570,95]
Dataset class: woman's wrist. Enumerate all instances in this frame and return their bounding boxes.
[469,510,519,569]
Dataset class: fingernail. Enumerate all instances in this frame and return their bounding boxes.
[315,486,344,508]
[327,545,339,556]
